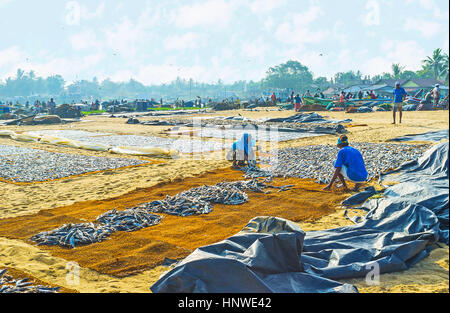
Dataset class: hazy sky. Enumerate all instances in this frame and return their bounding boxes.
[0,0,448,84]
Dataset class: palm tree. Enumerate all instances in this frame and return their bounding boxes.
[439,53,449,82]
[391,63,405,79]
[422,48,445,79]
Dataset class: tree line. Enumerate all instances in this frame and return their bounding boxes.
[0,48,448,102]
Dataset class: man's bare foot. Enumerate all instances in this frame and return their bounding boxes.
[323,185,332,191]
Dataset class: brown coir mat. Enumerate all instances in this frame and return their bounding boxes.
[0,167,350,278]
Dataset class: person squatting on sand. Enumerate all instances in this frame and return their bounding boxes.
[392,81,407,124]
[323,135,368,192]
[228,133,257,169]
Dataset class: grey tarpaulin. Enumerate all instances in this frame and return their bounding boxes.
[387,129,449,143]
[379,141,449,244]
[151,216,358,293]
[301,201,439,280]
[151,203,439,293]
[341,186,377,207]
[265,112,352,124]
[151,143,446,293]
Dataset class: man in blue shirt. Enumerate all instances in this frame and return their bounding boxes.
[323,136,368,192]
[392,82,407,124]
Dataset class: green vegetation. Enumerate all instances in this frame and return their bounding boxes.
[0,48,447,102]
[81,110,106,115]
[148,107,204,111]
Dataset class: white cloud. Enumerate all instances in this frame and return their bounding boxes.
[403,19,441,37]
[405,0,449,20]
[248,0,286,14]
[363,56,392,76]
[164,32,203,51]
[274,5,328,45]
[442,33,449,53]
[69,30,99,51]
[0,51,105,82]
[362,40,426,76]
[242,37,269,60]
[0,46,23,69]
[263,16,275,31]
[171,0,238,29]
[105,17,145,61]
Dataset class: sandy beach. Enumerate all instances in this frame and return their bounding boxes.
[0,109,448,293]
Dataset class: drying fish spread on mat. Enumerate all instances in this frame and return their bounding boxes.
[0,269,60,293]
[96,208,162,232]
[30,222,116,248]
[137,179,293,216]
[244,143,430,184]
[0,144,148,182]
[30,179,292,248]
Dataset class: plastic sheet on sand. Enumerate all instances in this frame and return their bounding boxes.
[110,146,179,158]
[378,141,449,244]
[387,129,449,143]
[1,131,177,157]
[151,143,447,293]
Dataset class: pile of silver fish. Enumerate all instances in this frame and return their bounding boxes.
[240,165,274,180]
[137,179,293,216]
[258,143,430,184]
[0,145,148,182]
[0,269,60,293]
[31,179,292,247]
[0,144,35,156]
[96,208,162,232]
[31,209,161,248]
[30,222,115,248]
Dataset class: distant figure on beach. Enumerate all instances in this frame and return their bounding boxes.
[294,94,302,112]
[229,133,257,169]
[431,84,441,109]
[392,82,407,124]
[271,93,277,106]
[323,135,368,192]
[339,91,345,107]
[48,98,56,114]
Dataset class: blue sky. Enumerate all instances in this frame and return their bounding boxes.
[0,0,448,85]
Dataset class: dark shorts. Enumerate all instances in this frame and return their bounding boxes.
[393,102,403,111]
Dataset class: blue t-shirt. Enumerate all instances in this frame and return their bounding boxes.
[334,146,368,182]
[393,87,407,103]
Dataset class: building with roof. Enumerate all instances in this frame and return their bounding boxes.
[373,78,448,96]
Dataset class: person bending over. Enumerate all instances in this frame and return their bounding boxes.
[230,133,257,169]
[323,135,368,192]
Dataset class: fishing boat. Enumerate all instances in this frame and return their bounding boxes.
[302,96,334,106]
